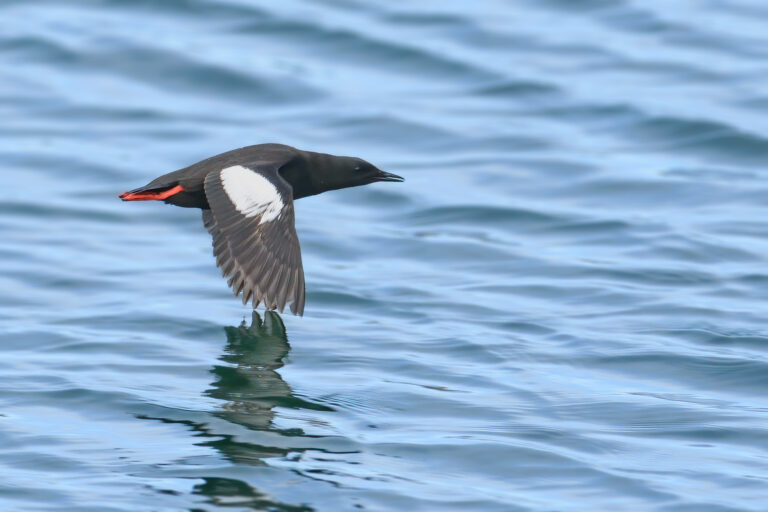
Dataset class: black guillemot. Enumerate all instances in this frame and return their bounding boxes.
[120,143,404,315]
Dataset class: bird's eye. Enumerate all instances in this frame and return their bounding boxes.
[354,165,361,172]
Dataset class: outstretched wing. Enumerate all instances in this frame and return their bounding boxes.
[202,164,305,315]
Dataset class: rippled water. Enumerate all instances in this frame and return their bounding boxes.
[3,1,768,510]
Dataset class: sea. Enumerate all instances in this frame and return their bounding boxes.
[2,1,768,510]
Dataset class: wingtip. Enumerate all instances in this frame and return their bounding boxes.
[289,298,305,316]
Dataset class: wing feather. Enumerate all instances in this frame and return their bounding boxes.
[202,165,305,315]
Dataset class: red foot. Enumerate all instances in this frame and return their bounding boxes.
[120,185,185,201]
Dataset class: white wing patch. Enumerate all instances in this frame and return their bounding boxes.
[220,165,284,224]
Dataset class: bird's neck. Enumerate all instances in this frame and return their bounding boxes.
[278,151,337,200]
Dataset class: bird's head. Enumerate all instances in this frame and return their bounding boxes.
[280,150,404,199]
[347,157,404,186]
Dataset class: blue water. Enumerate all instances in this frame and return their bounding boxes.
[3,1,768,510]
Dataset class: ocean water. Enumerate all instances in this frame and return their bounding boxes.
[2,1,768,510]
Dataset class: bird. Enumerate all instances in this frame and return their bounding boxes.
[119,143,404,316]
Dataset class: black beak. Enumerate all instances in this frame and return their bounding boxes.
[375,170,405,182]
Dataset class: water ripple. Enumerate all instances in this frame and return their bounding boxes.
[2,0,768,511]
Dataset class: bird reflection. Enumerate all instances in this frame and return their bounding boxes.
[206,310,293,431]
[138,311,327,510]
[201,310,335,466]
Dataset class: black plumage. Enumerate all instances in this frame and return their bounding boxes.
[120,143,403,315]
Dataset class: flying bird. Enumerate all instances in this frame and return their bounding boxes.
[120,143,404,315]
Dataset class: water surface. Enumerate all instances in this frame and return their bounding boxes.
[2,1,768,510]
